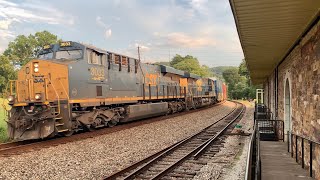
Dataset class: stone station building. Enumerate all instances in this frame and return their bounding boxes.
[230,0,320,178]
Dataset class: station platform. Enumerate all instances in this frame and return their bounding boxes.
[261,141,312,180]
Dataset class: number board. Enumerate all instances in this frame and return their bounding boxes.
[43,45,51,49]
[60,41,72,47]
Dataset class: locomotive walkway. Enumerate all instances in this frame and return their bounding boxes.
[261,141,312,180]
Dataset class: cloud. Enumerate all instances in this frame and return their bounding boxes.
[190,0,209,13]
[96,16,108,28]
[0,0,243,66]
[0,0,75,53]
[0,19,12,30]
[96,16,113,39]
[0,0,75,25]
[153,32,216,48]
[134,43,150,51]
[0,29,15,53]
[105,29,112,38]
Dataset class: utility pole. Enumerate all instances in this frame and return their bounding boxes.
[137,45,145,84]
[138,46,141,62]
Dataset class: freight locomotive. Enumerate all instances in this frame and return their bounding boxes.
[5,41,227,141]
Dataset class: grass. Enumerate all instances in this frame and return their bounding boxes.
[0,98,9,142]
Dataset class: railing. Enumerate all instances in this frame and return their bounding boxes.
[255,119,284,141]
[254,103,273,120]
[288,132,320,178]
[245,122,261,180]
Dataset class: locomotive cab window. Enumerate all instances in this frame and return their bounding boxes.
[87,49,105,65]
[56,50,82,60]
[38,52,53,59]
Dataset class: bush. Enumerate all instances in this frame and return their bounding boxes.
[0,98,9,142]
[0,126,8,142]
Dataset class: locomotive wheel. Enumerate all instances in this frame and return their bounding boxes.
[47,132,57,139]
[89,116,105,131]
[88,126,95,132]
[107,120,117,127]
[63,130,74,137]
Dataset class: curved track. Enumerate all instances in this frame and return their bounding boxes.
[105,101,245,180]
[0,101,227,157]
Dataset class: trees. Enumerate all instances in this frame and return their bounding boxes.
[4,31,60,65]
[0,55,17,94]
[170,54,213,77]
[0,31,60,94]
[222,59,256,99]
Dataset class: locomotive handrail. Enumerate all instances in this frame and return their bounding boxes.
[8,80,18,101]
[58,77,70,100]
[57,77,72,117]
[28,79,32,101]
[45,77,61,116]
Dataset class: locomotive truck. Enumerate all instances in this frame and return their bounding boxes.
[5,41,227,141]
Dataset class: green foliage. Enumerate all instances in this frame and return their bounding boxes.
[0,126,7,142]
[0,55,17,94]
[222,59,256,100]
[4,30,60,65]
[0,30,60,93]
[170,54,185,67]
[222,67,240,87]
[153,61,171,66]
[238,60,249,77]
[0,98,8,142]
[210,66,235,76]
[210,66,236,80]
[170,54,213,77]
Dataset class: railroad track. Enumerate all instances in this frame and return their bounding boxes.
[105,101,245,180]
[0,101,227,157]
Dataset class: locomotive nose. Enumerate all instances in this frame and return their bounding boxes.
[9,59,70,104]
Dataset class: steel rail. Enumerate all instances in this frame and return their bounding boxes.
[193,104,245,159]
[0,101,227,157]
[151,103,245,180]
[105,101,244,180]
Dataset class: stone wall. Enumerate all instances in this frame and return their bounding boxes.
[265,19,320,178]
[277,20,320,141]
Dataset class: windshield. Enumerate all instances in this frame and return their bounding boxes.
[56,50,82,59]
[38,52,54,59]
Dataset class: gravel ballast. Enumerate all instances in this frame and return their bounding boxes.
[193,101,254,180]
[0,101,236,180]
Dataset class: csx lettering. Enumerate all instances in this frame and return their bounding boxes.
[145,73,158,85]
[196,79,203,91]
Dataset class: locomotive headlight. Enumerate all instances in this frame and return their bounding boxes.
[7,95,14,102]
[35,93,41,100]
[33,62,39,72]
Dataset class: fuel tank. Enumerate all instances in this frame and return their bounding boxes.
[121,102,168,122]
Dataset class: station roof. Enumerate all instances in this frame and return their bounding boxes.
[229,0,320,84]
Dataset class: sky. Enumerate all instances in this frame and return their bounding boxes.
[0,0,244,67]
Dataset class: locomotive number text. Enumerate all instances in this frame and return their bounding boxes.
[90,67,105,81]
